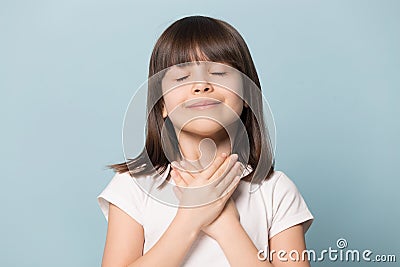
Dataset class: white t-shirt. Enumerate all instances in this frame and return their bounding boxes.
[97,163,314,266]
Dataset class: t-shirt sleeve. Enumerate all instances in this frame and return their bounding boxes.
[269,172,314,239]
[97,172,145,225]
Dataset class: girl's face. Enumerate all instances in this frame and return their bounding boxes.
[161,61,246,137]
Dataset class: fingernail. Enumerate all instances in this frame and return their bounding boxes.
[238,162,244,171]
[235,176,241,183]
[171,161,179,169]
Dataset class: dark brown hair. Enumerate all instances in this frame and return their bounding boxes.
[107,15,275,184]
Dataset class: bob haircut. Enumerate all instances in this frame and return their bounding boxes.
[108,15,275,185]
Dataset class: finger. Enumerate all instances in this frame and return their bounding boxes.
[210,154,239,184]
[175,168,195,185]
[171,169,187,187]
[220,175,241,201]
[173,186,182,200]
[199,152,229,181]
[215,161,242,195]
[172,161,195,185]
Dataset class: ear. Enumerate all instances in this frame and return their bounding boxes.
[162,105,168,118]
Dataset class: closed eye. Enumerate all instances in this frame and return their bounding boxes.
[176,75,189,82]
[211,72,227,76]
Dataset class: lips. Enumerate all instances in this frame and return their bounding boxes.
[186,99,222,108]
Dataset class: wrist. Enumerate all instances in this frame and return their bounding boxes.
[214,220,242,243]
[175,210,202,236]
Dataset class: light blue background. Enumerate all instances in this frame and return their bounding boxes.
[1,0,399,266]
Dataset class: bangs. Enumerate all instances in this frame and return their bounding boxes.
[150,16,245,75]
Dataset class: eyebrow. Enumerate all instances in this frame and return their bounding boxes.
[176,61,202,68]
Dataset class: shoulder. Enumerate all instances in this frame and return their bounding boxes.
[100,171,148,197]
[97,171,149,224]
[263,170,299,193]
[259,170,314,237]
[259,170,308,207]
[256,170,293,194]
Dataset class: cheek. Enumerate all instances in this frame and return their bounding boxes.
[216,85,244,115]
[161,78,182,111]
[163,95,179,111]
[231,95,244,115]
[226,77,244,115]
[216,74,243,97]
[162,88,187,112]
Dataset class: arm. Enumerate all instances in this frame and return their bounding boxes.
[101,154,241,267]
[203,170,313,266]
[215,222,310,267]
[101,203,143,266]
[128,213,201,267]
[101,203,201,267]
[268,224,310,266]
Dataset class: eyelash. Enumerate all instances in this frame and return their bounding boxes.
[176,75,189,82]
[175,72,227,82]
[211,72,227,76]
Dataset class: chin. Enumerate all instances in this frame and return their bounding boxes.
[182,121,225,137]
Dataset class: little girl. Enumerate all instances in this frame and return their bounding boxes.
[97,15,314,267]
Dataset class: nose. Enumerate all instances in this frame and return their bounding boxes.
[192,82,214,95]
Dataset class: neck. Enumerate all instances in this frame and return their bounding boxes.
[175,125,238,170]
